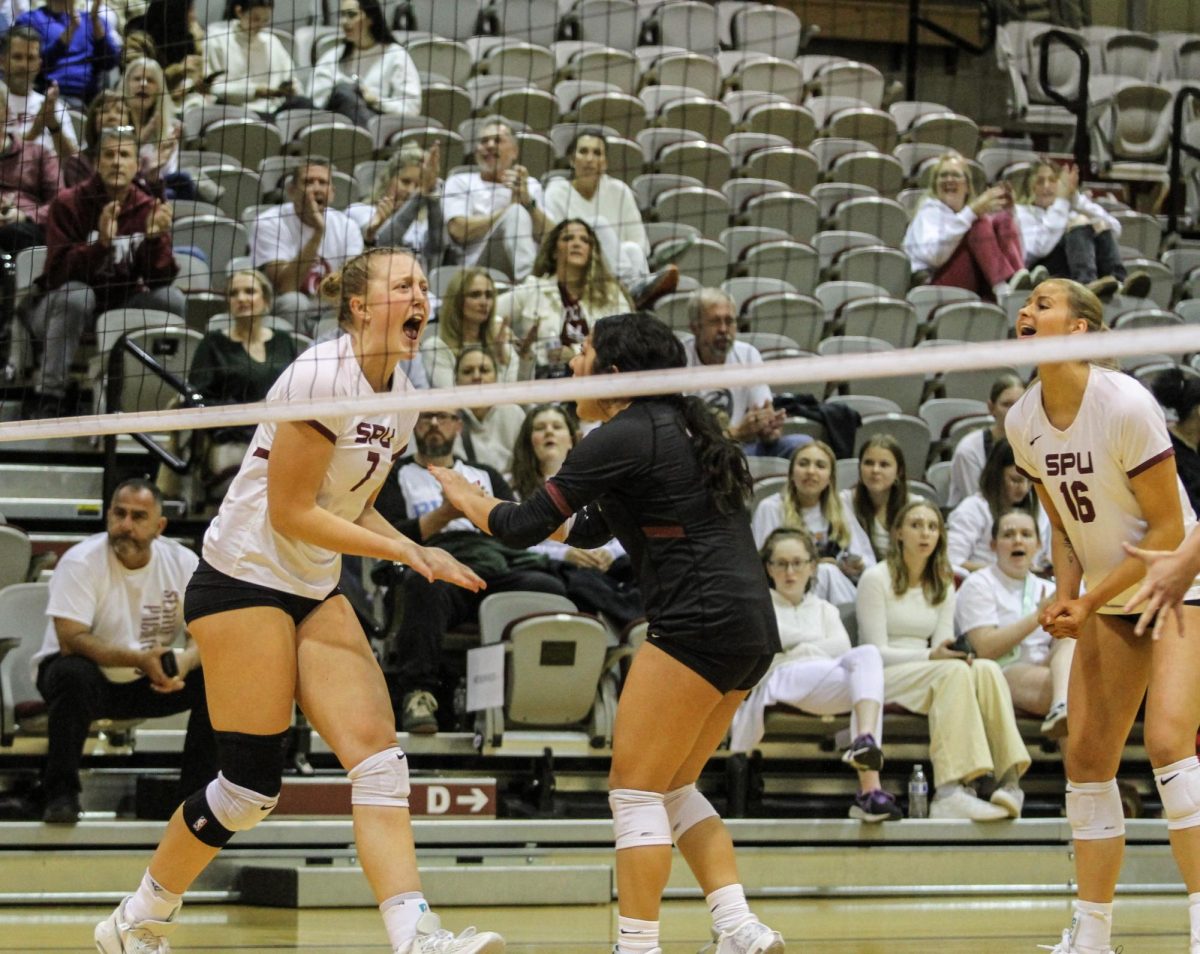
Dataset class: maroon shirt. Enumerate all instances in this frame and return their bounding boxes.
[0,133,60,225]
[40,171,177,309]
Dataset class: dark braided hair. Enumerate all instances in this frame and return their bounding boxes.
[590,312,752,513]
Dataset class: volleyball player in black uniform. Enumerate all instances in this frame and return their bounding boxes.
[433,313,785,954]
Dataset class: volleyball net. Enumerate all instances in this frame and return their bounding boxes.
[0,0,1197,474]
[4,323,1200,446]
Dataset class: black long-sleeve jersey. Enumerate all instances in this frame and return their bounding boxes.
[489,400,782,657]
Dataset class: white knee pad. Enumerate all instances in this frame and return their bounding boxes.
[663,784,718,842]
[609,789,672,850]
[1155,756,1200,831]
[206,772,279,832]
[349,747,410,808]
[1066,779,1126,841]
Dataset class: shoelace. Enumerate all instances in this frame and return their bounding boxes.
[124,928,169,954]
[1036,931,1120,954]
[417,925,480,952]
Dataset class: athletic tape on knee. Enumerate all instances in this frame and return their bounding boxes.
[609,788,672,850]
[663,784,718,843]
[182,773,279,847]
[1155,756,1200,831]
[349,747,410,808]
[1065,779,1126,841]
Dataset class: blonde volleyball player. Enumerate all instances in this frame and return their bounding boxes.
[95,248,506,954]
[1006,278,1200,954]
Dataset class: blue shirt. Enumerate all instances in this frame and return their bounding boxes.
[15,5,121,101]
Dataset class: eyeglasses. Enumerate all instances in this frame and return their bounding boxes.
[768,559,813,572]
[416,412,459,425]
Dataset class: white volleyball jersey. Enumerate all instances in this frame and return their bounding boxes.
[1006,366,1200,613]
[203,334,418,599]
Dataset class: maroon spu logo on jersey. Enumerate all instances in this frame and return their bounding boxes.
[355,423,396,447]
[1044,451,1094,477]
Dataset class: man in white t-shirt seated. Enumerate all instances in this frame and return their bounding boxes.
[373,408,566,734]
[251,156,363,335]
[683,287,811,460]
[31,479,215,824]
[1,25,76,157]
[443,117,548,281]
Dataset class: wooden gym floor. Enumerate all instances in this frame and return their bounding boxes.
[5,895,1192,952]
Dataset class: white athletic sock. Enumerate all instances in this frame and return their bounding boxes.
[616,915,659,953]
[381,892,429,947]
[997,766,1021,788]
[1188,892,1200,948]
[125,869,182,924]
[707,883,751,934]
[1071,899,1113,953]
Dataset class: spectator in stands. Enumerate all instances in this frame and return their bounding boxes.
[346,140,443,266]
[1014,159,1151,302]
[857,500,1030,820]
[451,345,524,476]
[507,402,643,625]
[683,287,810,460]
[27,125,180,417]
[444,117,548,281]
[1151,367,1200,515]
[946,437,1051,579]
[752,441,874,603]
[903,152,1032,302]
[1,25,78,158]
[947,372,1025,507]
[841,434,912,562]
[310,0,420,126]
[15,0,121,109]
[420,267,514,389]
[187,268,301,505]
[730,527,901,822]
[203,0,307,117]
[250,156,363,335]
[955,508,1072,739]
[495,218,631,379]
[62,89,129,185]
[374,407,567,733]
[124,0,199,67]
[122,56,194,198]
[0,78,60,253]
[31,479,215,823]
[543,127,650,285]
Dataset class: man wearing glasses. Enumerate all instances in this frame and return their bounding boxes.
[443,117,548,281]
[375,408,566,734]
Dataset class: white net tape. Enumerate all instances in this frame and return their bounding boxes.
[2,323,1198,442]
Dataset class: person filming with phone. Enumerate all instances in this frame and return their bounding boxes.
[30,479,216,825]
[902,152,1035,303]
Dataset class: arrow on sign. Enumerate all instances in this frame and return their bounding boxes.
[456,788,489,813]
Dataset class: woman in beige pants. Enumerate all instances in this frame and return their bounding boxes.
[856,500,1031,821]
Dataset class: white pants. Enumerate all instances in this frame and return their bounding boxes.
[590,218,650,285]
[475,204,539,281]
[729,645,885,753]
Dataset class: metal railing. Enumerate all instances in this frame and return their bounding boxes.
[1035,28,1090,172]
[1167,86,1200,237]
[905,0,998,100]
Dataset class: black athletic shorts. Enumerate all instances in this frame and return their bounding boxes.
[184,558,342,627]
[1107,597,1200,629]
[647,634,774,694]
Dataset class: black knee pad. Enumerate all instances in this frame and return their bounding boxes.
[214,730,288,797]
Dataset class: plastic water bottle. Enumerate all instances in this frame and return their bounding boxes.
[908,764,929,819]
